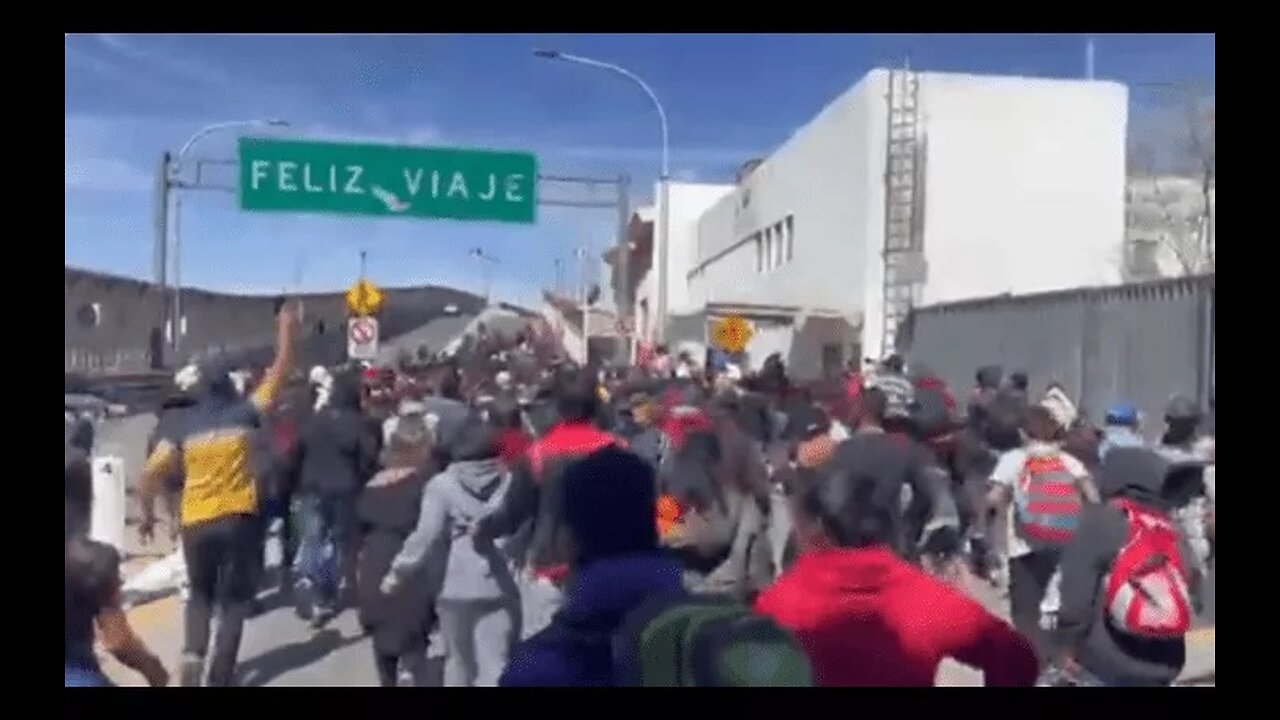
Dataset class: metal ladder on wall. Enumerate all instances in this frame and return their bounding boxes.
[880,66,922,356]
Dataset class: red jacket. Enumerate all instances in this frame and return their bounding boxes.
[755,546,1038,687]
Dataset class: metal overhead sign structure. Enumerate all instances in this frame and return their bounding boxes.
[151,132,632,366]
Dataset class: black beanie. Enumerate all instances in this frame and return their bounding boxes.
[563,446,658,564]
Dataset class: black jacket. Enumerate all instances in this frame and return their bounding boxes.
[296,374,381,497]
[1057,447,1204,686]
[825,431,960,560]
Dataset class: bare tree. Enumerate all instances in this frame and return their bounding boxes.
[1125,82,1216,278]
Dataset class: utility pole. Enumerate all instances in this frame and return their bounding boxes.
[359,250,368,279]
[152,151,172,370]
[615,173,632,362]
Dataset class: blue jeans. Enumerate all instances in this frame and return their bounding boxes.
[65,663,113,687]
[293,493,358,606]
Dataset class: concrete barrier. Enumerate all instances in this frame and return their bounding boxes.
[90,454,127,554]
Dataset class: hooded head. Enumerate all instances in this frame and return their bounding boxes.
[326,371,365,412]
[1162,395,1202,447]
[564,447,659,566]
[193,359,239,403]
[1099,446,1204,510]
[975,365,1003,391]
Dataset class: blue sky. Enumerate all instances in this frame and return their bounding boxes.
[65,33,1214,306]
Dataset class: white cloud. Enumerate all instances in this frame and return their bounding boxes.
[95,33,234,89]
[64,156,152,193]
[299,123,446,146]
[65,117,154,193]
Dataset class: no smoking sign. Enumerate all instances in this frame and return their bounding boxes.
[347,316,380,361]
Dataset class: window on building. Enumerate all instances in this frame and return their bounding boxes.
[754,233,764,273]
[774,221,785,267]
[785,216,795,262]
[764,227,774,271]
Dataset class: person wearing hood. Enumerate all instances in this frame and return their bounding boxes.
[1099,404,1145,461]
[292,369,382,626]
[1156,395,1213,589]
[498,447,686,687]
[382,414,519,687]
[755,465,1038,687]
[138,303,297,686]
[357,415,438,687]
[420,367,471,466]
[1054,447,1204,686]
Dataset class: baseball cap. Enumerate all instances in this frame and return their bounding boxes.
[1105,403,1139,426]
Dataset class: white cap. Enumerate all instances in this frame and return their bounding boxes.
[174,364,201,392]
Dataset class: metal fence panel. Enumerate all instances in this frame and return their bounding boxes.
[903,275,1214,437]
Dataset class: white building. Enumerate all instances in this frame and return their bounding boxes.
[615,181,734,354]
[1124,175,1215,280]
[653,68,1129,379]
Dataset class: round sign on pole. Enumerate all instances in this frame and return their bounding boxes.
[347,316,380,361]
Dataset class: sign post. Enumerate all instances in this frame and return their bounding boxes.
[239,137,539,224]
[347,316,380,362]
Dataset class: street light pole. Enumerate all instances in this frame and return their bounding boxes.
[533,49,671,343]
[169,119,288,355]
[470,247,499,305]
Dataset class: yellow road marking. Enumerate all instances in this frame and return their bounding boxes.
[125,593,181,631]
[1187,627,1215,646]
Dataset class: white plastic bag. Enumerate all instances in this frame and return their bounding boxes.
[121,548,188,607]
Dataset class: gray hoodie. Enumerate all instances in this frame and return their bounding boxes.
[383,458,518,602]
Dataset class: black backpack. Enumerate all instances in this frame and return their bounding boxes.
[912,385,954,440]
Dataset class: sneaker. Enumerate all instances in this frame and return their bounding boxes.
[293,577,316,622]
[179,654,204,687]
[311,604,337,630]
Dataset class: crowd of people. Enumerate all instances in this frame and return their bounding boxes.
[64,302,1215,687]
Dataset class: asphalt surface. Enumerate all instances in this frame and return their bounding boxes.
[101,524,1215,687]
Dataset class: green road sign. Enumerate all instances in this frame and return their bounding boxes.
[238,137,538,224]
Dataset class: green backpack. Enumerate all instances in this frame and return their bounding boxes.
[611,594,814,687]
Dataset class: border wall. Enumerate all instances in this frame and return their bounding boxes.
[899,274,1215,437]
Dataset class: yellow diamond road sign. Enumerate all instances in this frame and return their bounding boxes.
[345,278,385,317]
[712,315,754,354]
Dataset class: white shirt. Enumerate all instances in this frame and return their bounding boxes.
[990,443,1090,559]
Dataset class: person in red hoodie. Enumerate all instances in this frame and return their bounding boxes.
[754,465,1039,687]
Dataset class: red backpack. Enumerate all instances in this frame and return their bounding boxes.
[1013,451,1083,550]
[1103,498,1194,639]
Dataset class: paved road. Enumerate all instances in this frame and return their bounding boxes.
[102,534,1214,687]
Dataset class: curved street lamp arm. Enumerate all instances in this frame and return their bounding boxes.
[552,53,669,178]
